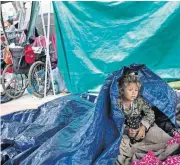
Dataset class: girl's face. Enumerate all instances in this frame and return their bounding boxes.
[7,22,11,27]
[123,83,139,101]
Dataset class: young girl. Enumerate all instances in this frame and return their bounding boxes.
[115,73,179,165]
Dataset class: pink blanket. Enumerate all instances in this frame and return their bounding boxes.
[132,150,180,165]
[132,132,180,165]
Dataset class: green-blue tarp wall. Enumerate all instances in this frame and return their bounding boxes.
[53,1,180,93]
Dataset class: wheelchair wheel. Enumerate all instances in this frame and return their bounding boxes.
[28,61,50,98]
[2,64,27,99]
[0,76,6,96]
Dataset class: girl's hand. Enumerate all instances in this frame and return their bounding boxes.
[136,125,146,140]
[128,128,138,138]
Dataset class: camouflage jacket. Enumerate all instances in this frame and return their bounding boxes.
[117,97,155,130]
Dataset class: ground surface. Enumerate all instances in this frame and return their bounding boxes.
[0,92,68,116]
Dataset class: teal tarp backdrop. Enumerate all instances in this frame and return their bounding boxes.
[53,2,180,93]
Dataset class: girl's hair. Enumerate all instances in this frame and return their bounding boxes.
[7,19,13,25]
[118,73,141,97]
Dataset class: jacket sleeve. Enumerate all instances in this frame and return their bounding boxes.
[140,98,155,130]
[123,124,129,135]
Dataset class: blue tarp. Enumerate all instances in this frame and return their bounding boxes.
[1,64,178,165]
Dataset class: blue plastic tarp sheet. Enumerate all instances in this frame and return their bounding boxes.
[1,64,179,165]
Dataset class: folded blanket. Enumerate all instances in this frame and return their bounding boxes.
[132,150,180,165]
[132,132,180,165]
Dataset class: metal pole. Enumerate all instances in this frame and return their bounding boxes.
[39,1,55,97]
[46,1,56,96]
[0,2,9,46]
[39,1,48,97]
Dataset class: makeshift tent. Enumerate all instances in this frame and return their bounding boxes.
[53,1,180,94]
[1,64,179,165]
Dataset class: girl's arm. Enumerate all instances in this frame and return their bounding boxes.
[140,98,155,130]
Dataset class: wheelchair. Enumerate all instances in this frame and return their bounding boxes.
[1,45,51,99]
